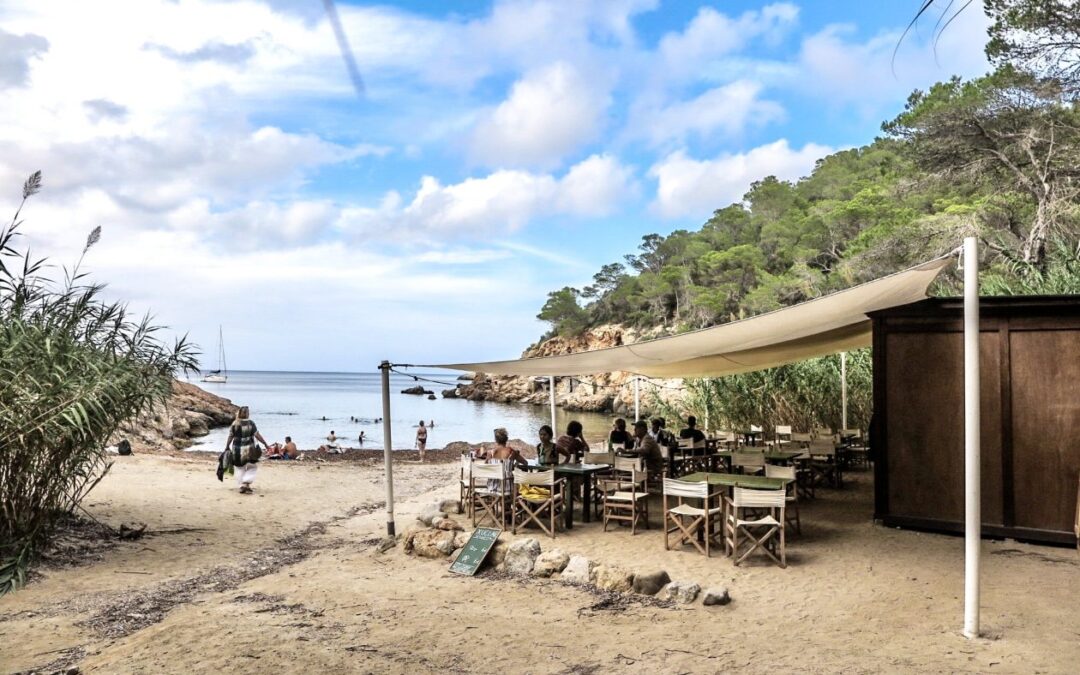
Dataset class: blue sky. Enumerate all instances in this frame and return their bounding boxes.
[0,1,990,372]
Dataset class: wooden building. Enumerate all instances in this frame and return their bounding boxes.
[869,296,1080,546]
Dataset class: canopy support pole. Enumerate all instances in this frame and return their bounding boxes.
[379,361,395,537]
[549,376,556,433]
[841,352,848,432]
[633,376,641,423]
[963,237,981,639]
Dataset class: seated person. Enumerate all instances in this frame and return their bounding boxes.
[281,436,298,459]
[608,418,632,449]
[651,417,678,449]
[679,415,706,444]
[633,420,664,478]
[479,428,528,469]
[555,420,589,463]
[536,424,568,465]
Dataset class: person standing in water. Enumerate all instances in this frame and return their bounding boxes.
[416,420,428,462]
[224,406,269,494]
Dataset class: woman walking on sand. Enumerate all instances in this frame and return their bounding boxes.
[415,420,428,462]
[224,406,269,494]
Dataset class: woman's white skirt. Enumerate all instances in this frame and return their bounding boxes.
[235,463,258,486]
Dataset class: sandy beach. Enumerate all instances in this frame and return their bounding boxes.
[2,451,1078,674]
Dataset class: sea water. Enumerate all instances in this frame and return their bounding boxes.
[186,371,617,452]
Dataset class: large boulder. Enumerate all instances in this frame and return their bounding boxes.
[631,570,671,596]
[410,529,459,558]
[438,499,462,515]
[532,549,570,578]
[441,388,461,399]
[504,538,541,575]
[560,555,595,584]
[593,566,634,593]
[488,539,510,567]
[434,517,463,531]
[417,503,443,526]
[702,587,731,606]
[401,386,433,395]
[657,581,701,604]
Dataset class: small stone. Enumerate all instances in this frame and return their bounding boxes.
[631,570,671,596]
[504,538,542,575]
[410,529,458,558]
[435,517,464,531]
[657,581,701,604]
[417,503,443,526]
[593,565,634,593]
[532,549,570,577]
[450,547,464,562]
[489,539,510,567]
[702,587,731,606]
[438,499,462,514]
[560,555,595,585]
[375,536,396,553]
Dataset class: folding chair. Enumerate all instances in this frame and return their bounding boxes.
[511,469,565,538]
[459,454,476,515]
[773,424,793,447]
[765,464,800,535]
[471,461,511,528]
[724,487,787,567]
[806,440,839,488]
[599,456,649,534]
[731,451,765,476]
[663,478,723,557]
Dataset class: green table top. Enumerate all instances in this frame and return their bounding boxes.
[714,450,805,461]
[679,472,789,489]
[524,461,611,474]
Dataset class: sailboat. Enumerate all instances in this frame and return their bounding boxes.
[201,326,228,383]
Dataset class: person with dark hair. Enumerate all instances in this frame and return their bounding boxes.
[651,417,677,449]
[537,424,566,465]
[608,418,632,449]
[415,420,428,462]
[679,415,705,443]
[633,420,663,477]
[556,420,589,463]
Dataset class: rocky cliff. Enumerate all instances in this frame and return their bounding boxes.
[447,325,686,416]
[111,380,237,453]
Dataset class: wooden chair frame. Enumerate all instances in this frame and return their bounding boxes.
[724,487,787,568]
[663,477,723,557]
[765,464,800,535]
[599,457,649,534]
[471,462,511,529]
[511,469,565,538]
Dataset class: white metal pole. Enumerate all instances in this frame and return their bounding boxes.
[841,352,848,432]
[379,361,395,537]
[633,376,641,423]
[549,375,557,433]
[963,237,981,639]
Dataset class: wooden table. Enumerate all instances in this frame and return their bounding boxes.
[738,430,763,446]
[714,450,805,469]
[524,461,611,529]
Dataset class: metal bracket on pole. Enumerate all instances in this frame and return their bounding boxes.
[379,360,395,537]
[963,237,981,639]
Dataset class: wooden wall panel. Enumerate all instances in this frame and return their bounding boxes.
[1009,330,1080,532]
[883,332,1003,525]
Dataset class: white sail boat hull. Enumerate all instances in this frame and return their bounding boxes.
[201,327,228,383]
[201,374,227,383]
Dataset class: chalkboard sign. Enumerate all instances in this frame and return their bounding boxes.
[449,527,501,576]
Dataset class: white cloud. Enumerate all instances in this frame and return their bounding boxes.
[0,28,49,89]
[649,140,832,219]
[340,154,637,239]
[627,80,785,148]
[657,3,799,83]
[469,62,611,169]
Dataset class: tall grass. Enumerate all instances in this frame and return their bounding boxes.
[653,350,873,435]
[0,172,198,594]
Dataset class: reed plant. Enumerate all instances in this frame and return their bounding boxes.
[0,172,197,594]
[653,350,872,436]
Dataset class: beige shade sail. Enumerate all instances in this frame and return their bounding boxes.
[425,256,953,378]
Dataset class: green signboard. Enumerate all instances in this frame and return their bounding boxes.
[448,527,501,576]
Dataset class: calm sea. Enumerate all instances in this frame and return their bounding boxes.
[185,370,616,452]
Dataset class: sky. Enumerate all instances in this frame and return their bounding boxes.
[0,0,992,372]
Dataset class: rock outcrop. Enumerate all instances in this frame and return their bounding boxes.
[110,380,236,453]
[452,324,686,414]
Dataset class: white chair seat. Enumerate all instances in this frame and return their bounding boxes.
[736,514,780,527]
[608,491,648,502]
[670,503,722,517]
